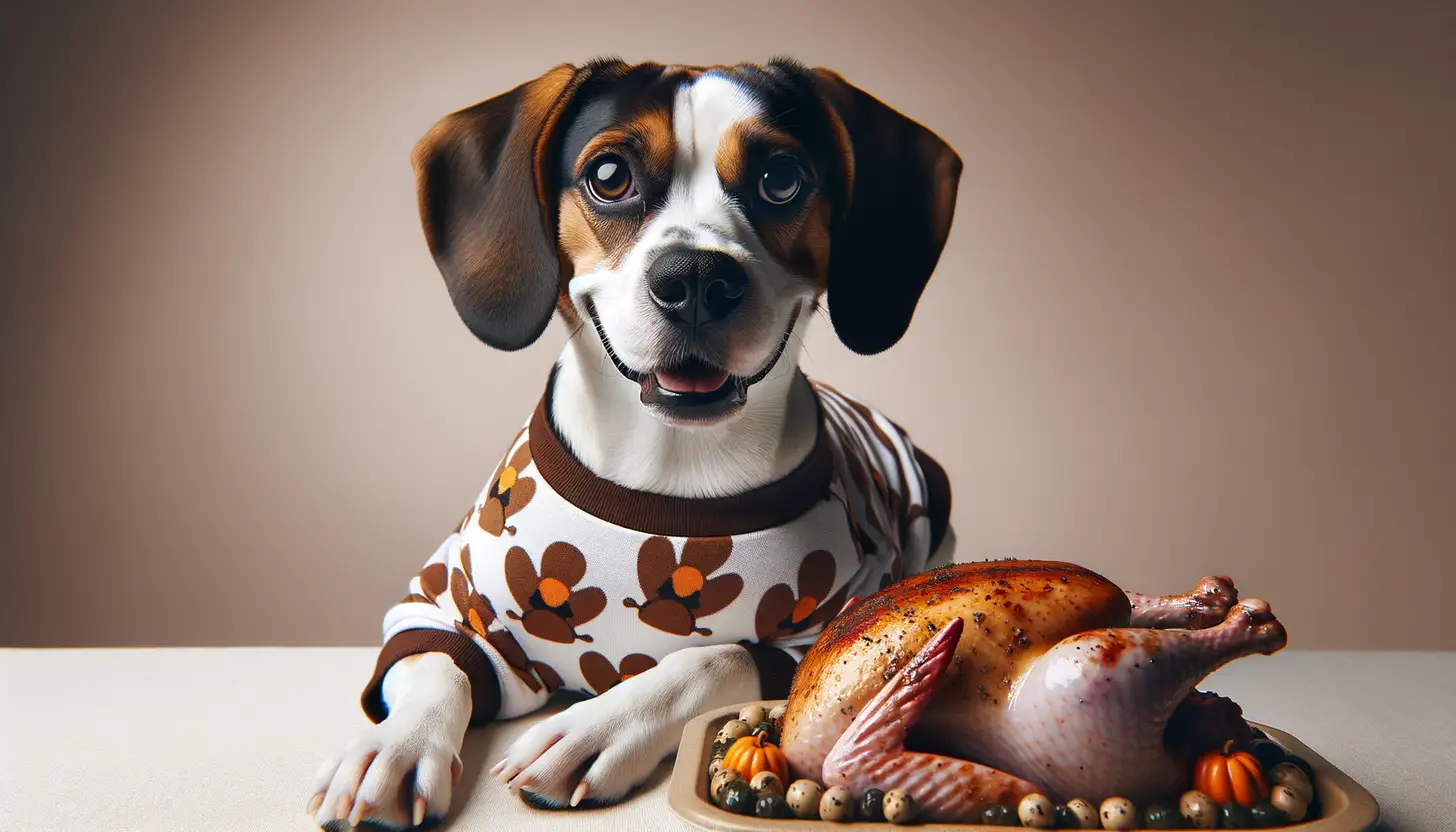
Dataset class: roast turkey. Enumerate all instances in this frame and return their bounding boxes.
[778,561,1286,822]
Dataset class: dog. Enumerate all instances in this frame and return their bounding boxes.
[308,58,962,829]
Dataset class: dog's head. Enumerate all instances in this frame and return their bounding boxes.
[415,59,961,425]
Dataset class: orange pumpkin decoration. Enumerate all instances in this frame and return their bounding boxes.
[1194,740,1270,806]
[721,732,789,784]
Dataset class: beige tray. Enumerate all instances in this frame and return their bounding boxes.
[669,702,1379,831]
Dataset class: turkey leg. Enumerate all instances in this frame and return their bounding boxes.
[1126,575,1238,629]
[1002,598,1287,802]
[821,618,1041,821]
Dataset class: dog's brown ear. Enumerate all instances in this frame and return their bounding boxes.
[413,62,613,350]
[811,69,963,355]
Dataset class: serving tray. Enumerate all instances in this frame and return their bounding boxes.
[669,702,1379,832]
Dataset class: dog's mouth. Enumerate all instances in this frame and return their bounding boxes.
[586,300,801,424]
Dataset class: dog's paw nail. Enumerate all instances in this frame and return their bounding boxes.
[413,795,427,827]
[488,758,505,778]
[306,792,324,815]
[348,799,372,826]
[451,756,464,784]
[499,763,523,784]
[336,793,352,821]
[571,781,590,807]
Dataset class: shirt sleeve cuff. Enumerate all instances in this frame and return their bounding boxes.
[360,628,502,725]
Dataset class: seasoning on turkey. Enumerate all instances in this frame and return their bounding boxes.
[779,561,1287,823]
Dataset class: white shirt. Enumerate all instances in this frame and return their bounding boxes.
[364,375,937,721]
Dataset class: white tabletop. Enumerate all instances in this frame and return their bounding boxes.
[2,648,1450,831]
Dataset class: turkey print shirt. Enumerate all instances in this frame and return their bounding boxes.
[360,372,940,723]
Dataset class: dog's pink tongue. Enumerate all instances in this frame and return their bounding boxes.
[655,369,729,394]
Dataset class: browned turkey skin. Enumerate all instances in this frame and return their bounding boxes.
[778,561,1284,821]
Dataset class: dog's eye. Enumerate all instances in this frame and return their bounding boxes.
[758,156,804,205]
[586,155,635,203]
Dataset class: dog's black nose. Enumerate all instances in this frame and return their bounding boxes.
[647,249,747,327]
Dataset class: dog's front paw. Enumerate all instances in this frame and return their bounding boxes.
[490,644,760,810]
[307,715,462,830]
[490,693,672,810]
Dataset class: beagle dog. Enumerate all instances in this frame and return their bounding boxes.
[308,58,962,829]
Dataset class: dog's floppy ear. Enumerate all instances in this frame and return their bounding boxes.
[811,69,963,355]
[413,62,614,351]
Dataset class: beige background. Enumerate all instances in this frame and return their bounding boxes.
[2,1,1452,649]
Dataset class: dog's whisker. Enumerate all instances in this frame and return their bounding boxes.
[788,328,808,350]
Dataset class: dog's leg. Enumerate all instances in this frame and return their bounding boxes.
[308,652,470,830]
[492,643,761,809]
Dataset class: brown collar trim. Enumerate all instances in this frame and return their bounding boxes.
[529,370,834,536]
